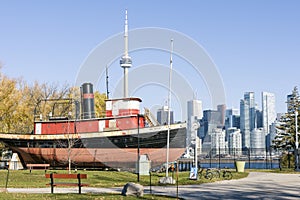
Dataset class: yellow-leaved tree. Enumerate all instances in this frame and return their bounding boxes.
[0,72,24,133]
[94,91,107,117]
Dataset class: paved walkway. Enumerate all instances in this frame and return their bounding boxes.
[5,172,300,199]
[149,172,300,199]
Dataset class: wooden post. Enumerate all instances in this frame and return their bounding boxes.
[77,173,81,194]
[50,173,54,194]
[5,167,10,189]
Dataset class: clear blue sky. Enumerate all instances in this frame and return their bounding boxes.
[0,0,299,119]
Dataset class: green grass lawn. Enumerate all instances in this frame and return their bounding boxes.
[0,169,248,188]
[0,169,248,199]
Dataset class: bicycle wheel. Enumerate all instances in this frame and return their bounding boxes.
[205,172,213,180]
[198,172,203,179]
[198,169,203,179]
[223,171,233,180]
[214,170,220,178]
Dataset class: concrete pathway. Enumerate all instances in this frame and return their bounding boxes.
[148,172,300,199]
[5,172,300,199]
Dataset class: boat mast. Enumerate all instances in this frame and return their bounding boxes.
[166,39,173,177]
[106,65,109,99]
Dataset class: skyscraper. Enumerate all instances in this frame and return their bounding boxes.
[250,128,265,155]
[240,99,250,149]
[200,110,222,139]
[255,110,263,128]
[225,108,239,117]
[211,128,226,155]
[187,100,203,119]
[228,128,242,156]
[240,92,256,149]
[199,109,223,153]
[225,108,240,130]
[157,106,174,125]
[262,92,276,135]
[244,92,256,130]
[217,104,226,126]
[187,100,203,147]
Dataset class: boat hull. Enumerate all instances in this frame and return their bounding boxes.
[0,123,187,169]
[10,147,185,169]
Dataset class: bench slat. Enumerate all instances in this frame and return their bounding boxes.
[46,183,89,186]
[27,164,50,167]
[45,174,87,179]
[27,164,50,173]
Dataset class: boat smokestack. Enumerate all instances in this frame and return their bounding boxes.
[81,83,95,119]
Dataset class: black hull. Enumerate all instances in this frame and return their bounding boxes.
[1,127,186,149]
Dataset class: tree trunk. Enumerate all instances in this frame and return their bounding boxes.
[68,157,71,174]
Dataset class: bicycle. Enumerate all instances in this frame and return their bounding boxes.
[205,168,220,180]
[198,167,214,179]
[204,168,233,180]
[221,168,233,180]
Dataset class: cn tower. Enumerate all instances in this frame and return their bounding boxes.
[120,9,132,98]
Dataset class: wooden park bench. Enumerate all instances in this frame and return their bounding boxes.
[45,173,89,194]
[26,163,50,173]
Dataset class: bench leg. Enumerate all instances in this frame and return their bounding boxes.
[78,174,82,194]
[51,185,54,194]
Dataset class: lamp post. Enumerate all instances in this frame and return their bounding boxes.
[295,111,299,171]
[219,139,221,170]
[137,114,140,182]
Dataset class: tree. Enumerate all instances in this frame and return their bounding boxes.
[273,87,300,150]
[273,87,300,169]
[0,66,108,171]
[0,65,79,133]
[94,91,107,117]
[0,74,24,133]
[33,83,77,120]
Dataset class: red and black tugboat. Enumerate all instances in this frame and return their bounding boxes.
[0,10,186,169]
[0,82,186,169]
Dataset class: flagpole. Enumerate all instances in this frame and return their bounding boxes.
[166,39,173,177]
